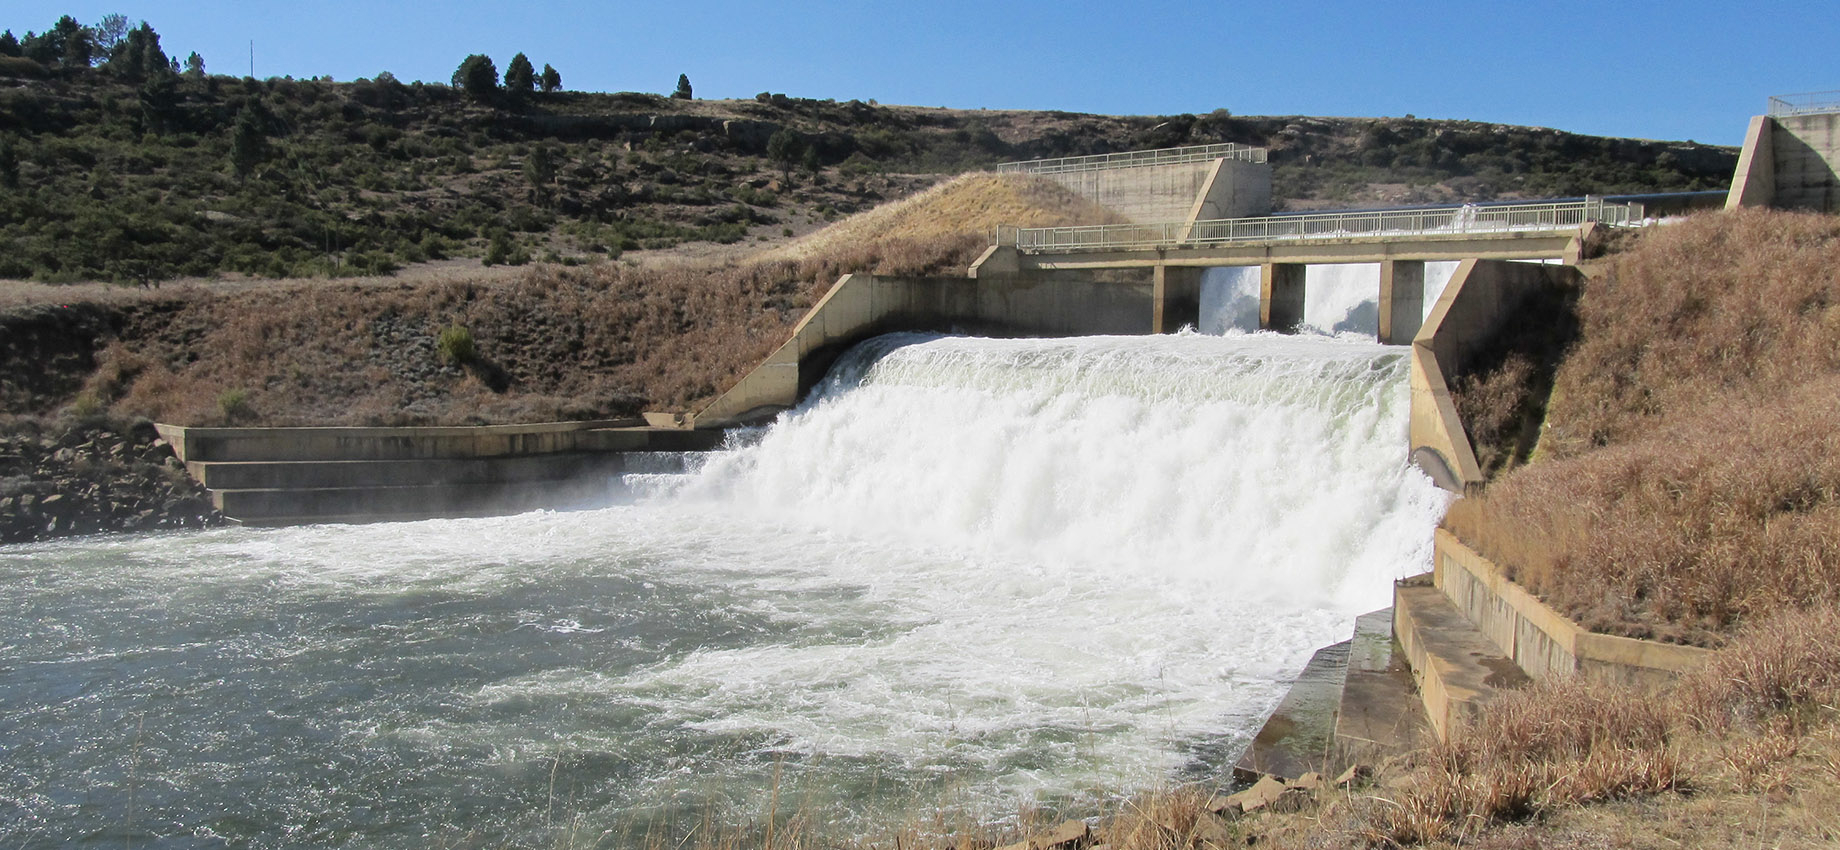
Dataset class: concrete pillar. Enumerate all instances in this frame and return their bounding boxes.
[1152,265,1203,333]
[1378,260,1425,344]
[1260,263,1306,333]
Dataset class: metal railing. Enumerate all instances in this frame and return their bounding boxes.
[1768,91,1840,117]
[1004,199,1644,253]
[994,143,1267,175]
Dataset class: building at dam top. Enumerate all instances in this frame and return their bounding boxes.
[1727,90,1840,212]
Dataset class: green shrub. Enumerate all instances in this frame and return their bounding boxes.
[436,325,476,365]
[217,388,253,423]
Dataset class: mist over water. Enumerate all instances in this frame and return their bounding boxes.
[0,332,1446,848]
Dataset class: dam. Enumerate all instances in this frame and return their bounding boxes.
[19,111,1796,844]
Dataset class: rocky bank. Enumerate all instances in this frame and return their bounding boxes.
[0,418,222,544]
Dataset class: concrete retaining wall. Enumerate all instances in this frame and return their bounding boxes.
[155,421,725,525]
[156,420,716,463]
[1433,529,1713,688]
[1727,113,1840,211]
[1038,159,1271,223]
[1409,259,1583,493]
[692,273,1155,428]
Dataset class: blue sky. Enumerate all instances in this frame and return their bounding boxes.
[7,1,1832,146]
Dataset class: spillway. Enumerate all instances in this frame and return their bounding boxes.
[0,331,1447,847]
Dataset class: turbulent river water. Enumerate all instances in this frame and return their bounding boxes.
[0,331,1447,848]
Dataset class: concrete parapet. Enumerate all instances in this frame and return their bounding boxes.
[1433,529,1713,688]
[692,272,1156,428]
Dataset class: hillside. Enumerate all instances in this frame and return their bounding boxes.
[0,173,1112,427]
[0,38,1734,285]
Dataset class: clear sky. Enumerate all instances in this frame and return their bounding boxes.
[7,1,1833,146]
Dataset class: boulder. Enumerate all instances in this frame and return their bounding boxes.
[996,819,1091,850]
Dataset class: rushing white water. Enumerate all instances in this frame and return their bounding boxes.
[1200,262,1463,336]
[0,332,1447,848]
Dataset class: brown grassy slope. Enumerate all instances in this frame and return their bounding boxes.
[14,175,1109,426]
[1444,210,1840,646]
[1277,604,1840,849]
[760,173,1126,262]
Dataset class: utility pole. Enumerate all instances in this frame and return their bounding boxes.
[248,40,254,78]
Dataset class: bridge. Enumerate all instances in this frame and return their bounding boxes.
[690,142,1679,496]
[970,196,1643,343]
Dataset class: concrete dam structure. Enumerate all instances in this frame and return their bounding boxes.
[1727,91,1840,211]
[994,143,1274,223]
[126,133,1736,814]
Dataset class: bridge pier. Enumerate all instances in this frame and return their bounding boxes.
[1260,263,1306,333]
[1379,260,1426,344]
[1152,265,1202,333]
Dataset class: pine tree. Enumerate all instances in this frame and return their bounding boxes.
[230,107,268,177]
[766,128,804,178]
[672,74,692,100]
[111,23,170,82]
[504,52,534,93]
[0,31,20,58]
[524,144,556,205]
[452,54,497,100]
[53,15,92,67]
[92,14,128,53]
[184,51,204,77]
[540,63,560,93]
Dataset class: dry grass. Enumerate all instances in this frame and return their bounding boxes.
[1349,677,1678,846]
[760,173,1126,262]
[1443,210,1840,645]
[3,174,1110,426]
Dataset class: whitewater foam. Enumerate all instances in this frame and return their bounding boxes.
[0,330,1448,846]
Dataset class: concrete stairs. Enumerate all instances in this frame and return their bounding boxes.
[1236,571,1532,781]
[1392,577,1530,742]
[1235,607,1430,781]
[157,422,726,526]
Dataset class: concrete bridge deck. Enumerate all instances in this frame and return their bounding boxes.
[989,198,1643,269]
